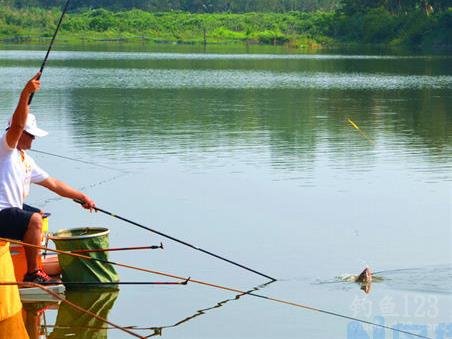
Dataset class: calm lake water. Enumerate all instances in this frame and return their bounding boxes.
[0,44,451,338]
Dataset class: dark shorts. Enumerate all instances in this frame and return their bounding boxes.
[0,204,40,240]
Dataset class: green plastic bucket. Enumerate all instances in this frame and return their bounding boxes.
[49,227,119,286]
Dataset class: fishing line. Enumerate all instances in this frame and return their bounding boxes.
[23,0,129,206]
[0,237,430,339]
[30,149,127,172]
[37,171,127,210]
[22,0,129,211]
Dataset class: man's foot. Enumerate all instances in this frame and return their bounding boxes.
[23,269,62,285]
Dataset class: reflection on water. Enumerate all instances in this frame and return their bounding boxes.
[0,47,450,338]
[48,288,119,339]
[20,289,121,339]
[19,281,274,338]
[0,51,450,175]
[22,301,59,339]
[142,280,275,337]
[20,289,127,338]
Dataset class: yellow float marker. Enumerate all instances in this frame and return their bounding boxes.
[347,118,375,145]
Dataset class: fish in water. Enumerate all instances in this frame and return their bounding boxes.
[354,267,373,294]
[356,267,372,284]
[335,267,375,294]
[336,267,376,283]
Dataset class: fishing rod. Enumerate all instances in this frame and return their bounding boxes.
[0,237,430,339]
[30,149,127,172]
[71,243,164,254]
[1,236,190,284]
[0,281,144,338]
[35,278,190,286]
[28,0,71,105]
[73,199,276,281]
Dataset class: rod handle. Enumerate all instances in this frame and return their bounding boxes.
[73,198,92,208]
[27,72,42,106]
[28,93,35,105]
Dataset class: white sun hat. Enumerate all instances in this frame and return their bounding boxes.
[8,113,48,137]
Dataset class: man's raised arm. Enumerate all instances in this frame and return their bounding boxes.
[6,72,41,148]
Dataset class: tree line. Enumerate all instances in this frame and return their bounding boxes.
[0,0,449,14]
[0,0,340,12]
[340,0,450,15]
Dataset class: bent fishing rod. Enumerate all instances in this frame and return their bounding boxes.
[73,199,276,281]
[28,0,71,105]
[0,238,429,339]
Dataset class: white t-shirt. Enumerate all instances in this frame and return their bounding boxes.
[0,133,49,210]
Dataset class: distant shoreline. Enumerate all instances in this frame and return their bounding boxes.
[0,7,450,50]
[0,35,323,49]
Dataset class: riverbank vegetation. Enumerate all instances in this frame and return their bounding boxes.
[0,0,450,49]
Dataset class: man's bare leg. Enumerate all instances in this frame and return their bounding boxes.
[22,213,42,273]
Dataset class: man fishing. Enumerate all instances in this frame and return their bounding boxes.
[0,72,95,284]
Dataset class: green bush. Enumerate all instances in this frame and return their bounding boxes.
[86,9,119,32]
[211,27,246,40]
[251,30,288,44]
[361,8,401,43]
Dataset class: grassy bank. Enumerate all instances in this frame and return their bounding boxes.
[0,8,333,47]
[0,7,450,49]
